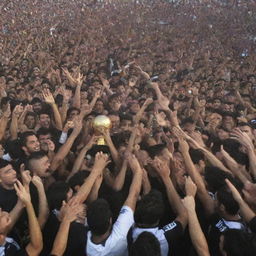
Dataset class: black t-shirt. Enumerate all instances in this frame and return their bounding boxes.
[0,185,17,212]
[207,213,247,256]
[41,211,86,256]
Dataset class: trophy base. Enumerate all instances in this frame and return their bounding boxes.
[97,137,106,145]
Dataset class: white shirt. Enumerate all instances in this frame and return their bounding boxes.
[86,206,134,256]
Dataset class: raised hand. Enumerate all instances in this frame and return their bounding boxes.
[185,176,197,197]
[93,152,110,172]
[43,89,55,105]
[152,156,170,178]
[32,175,44,189]
[20,164,32,188]
[182,196,196,212]
[14,180,31,206]
[72,117,83,136]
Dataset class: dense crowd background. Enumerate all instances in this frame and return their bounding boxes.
[1,0,256,255]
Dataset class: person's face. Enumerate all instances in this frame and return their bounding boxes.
[222,116,235,130]
[109,98,121,112]
[39,114,51,128]
[213,99,221,108]
[117,85,125,95]
[68,110,79,121]
[25,135,40,154]
[130,103,140,113]
[94,101,104,114]
[0,164,17,187]
[108,115,120,131]
[33,156,51,178]
[33,67,40,76]
[183,122,195,133]
[33,102,42,113]
[25,115,36,129]
[120,120,132,131]
[0,209,12,235]
[239,125,254,141]
[39,134,51,145]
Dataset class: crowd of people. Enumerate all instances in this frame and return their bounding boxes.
[1,0,256,255]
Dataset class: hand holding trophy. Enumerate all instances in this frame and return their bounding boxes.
[92,115,112,145]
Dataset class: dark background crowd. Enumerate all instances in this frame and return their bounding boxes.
[0,0,256,255]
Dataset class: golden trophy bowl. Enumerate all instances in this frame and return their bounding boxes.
[92,115,112,145]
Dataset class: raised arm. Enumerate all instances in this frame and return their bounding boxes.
[43,89,63,130]
[74,152,110,204]
[14,180,43,256]
[50,202,83,256]
[50,117,82,171]
[32,176,49,228]
[225,179,255,224]
[124,154,143,211]
[178,137,215,216]
[153,157,187,229]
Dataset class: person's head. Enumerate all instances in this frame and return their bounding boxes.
[237,122,254,141]
[130,232,161,256]
[24,112,37,129]
[67,107,80,121]
[220,229,256,256]
[216,126,230,140]
[27,151,51,178]
[108,114,120,132]
[134,190,164,227]
[94,99,105,114]
[87,199,112,236]
[120,114,133,131]
[181,117,195,133]
[39,111,51,129]
[47,181,73,210]
[212,98,222,109]
[20,131,40,156]
[108,94,121,112]
[0,160,17,189]
[216,186,239,217]
[31,97,42,113]
[37,127,52,143]
[222,113,236,131]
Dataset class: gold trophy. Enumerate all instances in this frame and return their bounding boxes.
[92,115,112,145]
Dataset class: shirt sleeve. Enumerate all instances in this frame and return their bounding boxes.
[112,206,134,237]
[162,221,183,242]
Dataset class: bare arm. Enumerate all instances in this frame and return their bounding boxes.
[14,181,43,256]
[51,118,82,171]
[32,176,49,228]
[124,154,143,211]
[183,196,210,256]
[153,157,187,229]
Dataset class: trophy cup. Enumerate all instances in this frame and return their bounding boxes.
[92,115,112,145]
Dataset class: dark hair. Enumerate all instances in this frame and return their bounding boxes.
[130,232,161,256]
[189,148,205,164]
[47,181,70,210]
[223,229,256,256]
[134,190,164,226]
[68,170,90,191]
[67,107,81,118]
[20,131,37,147]
[37,127,51,137]
[0,159,11,169]
[87,199,112,236]
[204,166,242,193]
[217,186,239,215]
[27,151,47,169]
